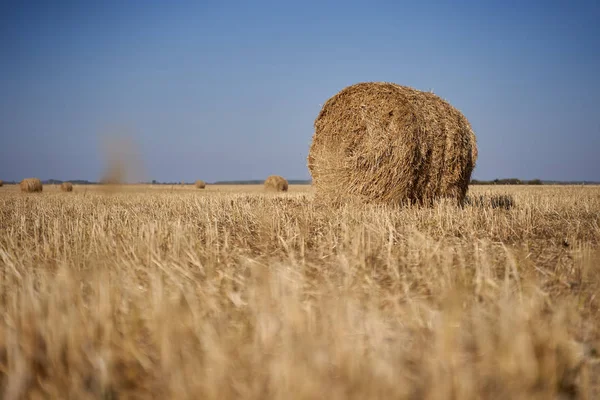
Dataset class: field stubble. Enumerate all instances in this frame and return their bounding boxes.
[0,184,599,399]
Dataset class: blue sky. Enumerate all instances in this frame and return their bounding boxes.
[1,0,599,182]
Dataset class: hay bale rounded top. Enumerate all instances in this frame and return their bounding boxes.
[307,82,478,205]
[264,175,288,192]
[195,180,206,189]
[61,182,73,192]
[20,178,43,193]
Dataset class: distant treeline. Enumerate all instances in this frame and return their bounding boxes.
[471,178,542,185]
[1,178,598,186]
[211,180,312,185]
[0,179,99,185]
[470,179,599,185]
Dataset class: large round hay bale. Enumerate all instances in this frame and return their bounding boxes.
[308,82,478,206]
[264,175,288,192]
[61,182,73,192]
[0,180,3,187]
[20,178,43,193]
[195,180,206,189]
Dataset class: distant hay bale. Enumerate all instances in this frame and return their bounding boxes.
[264,175,288,192]
[195,180,206,189]
[307,82,478,206]
[61,182,73,192]
[20,178,43,193]
[0,180,3,187]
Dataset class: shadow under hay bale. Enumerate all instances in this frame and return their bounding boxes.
[195,180,206,189]
[308,82,478,207]
[264,175,288,192]
[61,182,73,192]
[20,178,43,193]
[464,194,515,210]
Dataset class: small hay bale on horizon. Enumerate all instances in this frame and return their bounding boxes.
[0,180,3,187]
[307,82,478,206]
[20,178,43,193]
[264,175,288,192]
[61,182,73,192]
[195,180,206,189]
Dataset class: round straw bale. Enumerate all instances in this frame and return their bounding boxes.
[264,175,288,192]
[308,82,478,206]
[195,180,206,189]
[0,180,3,187]
[61,182,73,192]
[20,178,43,193]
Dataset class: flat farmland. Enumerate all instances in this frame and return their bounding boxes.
[0,184,599,399]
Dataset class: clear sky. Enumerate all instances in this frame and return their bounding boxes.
[1,0,599,182]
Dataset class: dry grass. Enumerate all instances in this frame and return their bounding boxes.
[60,182,73,192]
[308,82,478,206]
[19,178,43,193]
[264,175,289,192]
[0,184,599,399]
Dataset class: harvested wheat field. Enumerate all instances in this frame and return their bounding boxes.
[308,82,478,206]
[0,184,599,399]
